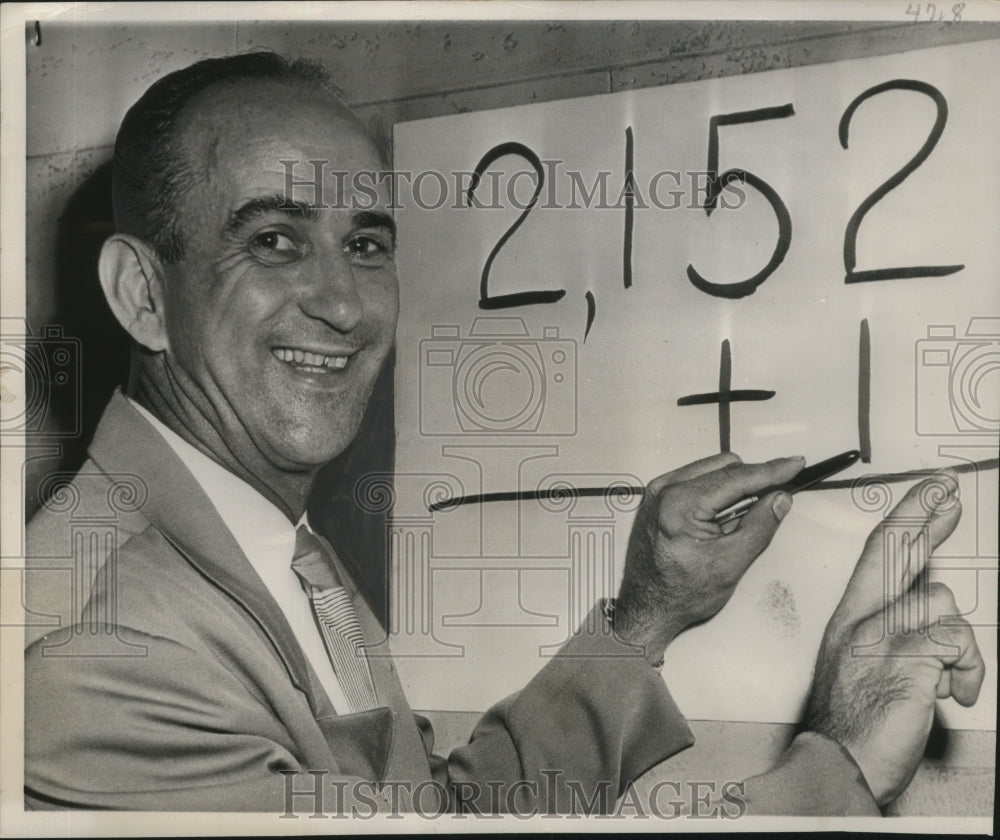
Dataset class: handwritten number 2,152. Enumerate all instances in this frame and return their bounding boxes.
[466,142,566,310]
[839,79,964,284]
[686,104,795,299]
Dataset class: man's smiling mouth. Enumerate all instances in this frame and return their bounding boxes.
[271,347,350,370]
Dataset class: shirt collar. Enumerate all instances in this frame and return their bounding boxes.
[126,398,308,570]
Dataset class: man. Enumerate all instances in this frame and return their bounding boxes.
[24,52,983,815]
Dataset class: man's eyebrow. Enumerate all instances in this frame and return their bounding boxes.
[223,194,320,236]
[353,210,397,244]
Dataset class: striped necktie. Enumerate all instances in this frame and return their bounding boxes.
[291,525,378,713]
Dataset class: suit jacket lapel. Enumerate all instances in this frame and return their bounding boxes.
[88,392,415,782]
[87,391,316,705]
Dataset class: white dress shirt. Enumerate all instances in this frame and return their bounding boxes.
[128,399,352,714]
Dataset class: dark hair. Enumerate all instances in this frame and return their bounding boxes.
[112,51,361,263]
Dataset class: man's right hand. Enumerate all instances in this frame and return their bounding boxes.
[805,471,985,805]
[614,451,804,664]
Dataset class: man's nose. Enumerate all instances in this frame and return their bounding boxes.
[299,253,364,333]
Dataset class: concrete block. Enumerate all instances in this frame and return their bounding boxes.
[26,21,238,157]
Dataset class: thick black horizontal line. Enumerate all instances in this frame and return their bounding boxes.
[427,457,998,511]
[677,390,775,405]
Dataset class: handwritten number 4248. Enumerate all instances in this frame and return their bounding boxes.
[467,79,965,322]
[905,3,965,22]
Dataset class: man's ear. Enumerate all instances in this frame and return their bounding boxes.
[98,234,170,353]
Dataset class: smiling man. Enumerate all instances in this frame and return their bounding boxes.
[108,66,398,520]
[23,52,983,817]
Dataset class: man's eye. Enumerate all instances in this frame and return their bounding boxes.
[252,231,298,253]
[249,230,304,263]
[345,235,392,266]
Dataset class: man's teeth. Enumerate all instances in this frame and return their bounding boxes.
[272,348,349,369]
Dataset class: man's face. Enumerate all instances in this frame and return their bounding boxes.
[159,81,398,473]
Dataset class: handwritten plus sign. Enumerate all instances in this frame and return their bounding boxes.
[676,339,775,453]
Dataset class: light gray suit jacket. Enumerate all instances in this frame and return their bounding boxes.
[23,392,878,815]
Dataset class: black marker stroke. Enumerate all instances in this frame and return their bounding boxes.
[677,339,775,453]
[468,141,567,309]
[428,458,998,511]
[858,318,872,463]
[623,126,635,290]
[584,291,596,342]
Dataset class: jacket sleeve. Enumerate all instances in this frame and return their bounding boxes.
[26,605,879,816]
[736,732,880,816]
[437,600,696,813]
[432,601,878,816]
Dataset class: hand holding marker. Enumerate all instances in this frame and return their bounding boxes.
[713,450,862,525]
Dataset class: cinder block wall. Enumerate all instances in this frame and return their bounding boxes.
[25,18,998,817]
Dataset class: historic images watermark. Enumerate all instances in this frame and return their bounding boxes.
[914,318,1000,439]
[419,317,576,437]
[354,314,652,659]
[0,317,81,439]
[1,318,152,655]
[279,160,748,212]
[276,770,748,819]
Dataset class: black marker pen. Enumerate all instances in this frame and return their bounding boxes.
[713,450,862,525]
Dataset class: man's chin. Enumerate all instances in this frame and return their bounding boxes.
[269,427,362,472]
[253,390,374,471]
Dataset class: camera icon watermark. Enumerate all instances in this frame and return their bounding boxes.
[0,318,81,437]
[915,318,1000,437]
[419,317,577,436]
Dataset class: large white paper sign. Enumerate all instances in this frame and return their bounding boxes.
[389,40,999,728]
